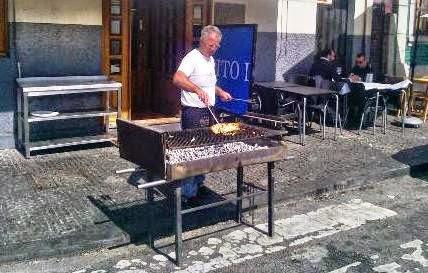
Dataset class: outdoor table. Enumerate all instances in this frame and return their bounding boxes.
[284,85,339,145]
[254,81,302,89]
[255,82,339,145]
[350,80,411,134]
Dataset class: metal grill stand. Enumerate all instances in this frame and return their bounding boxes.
[116,119,286,266]
[143,163,276,267]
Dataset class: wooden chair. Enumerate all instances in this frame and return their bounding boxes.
[409,86,428,122]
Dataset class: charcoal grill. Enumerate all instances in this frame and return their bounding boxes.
[116,118,288,266]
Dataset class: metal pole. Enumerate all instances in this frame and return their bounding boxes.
[236,166,244,223]
[117,87,122,119]
[302,97,306,145]
[267,162,275,237]
[16,89,22,148]
[175,187,183,267]
[401,89,407,134]
[334,94,339,140]
[323,104,327,140]
[373,91,380,135]
[410,0,423,83]
[147,187,155,248]
[146,171,155,248]
[23,93,30,158]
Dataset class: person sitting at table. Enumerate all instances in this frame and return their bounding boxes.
[350,53,373,82]
[310,48,341,86]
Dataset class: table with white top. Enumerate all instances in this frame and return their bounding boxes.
[16,75,122,158]
[360,80,411,134]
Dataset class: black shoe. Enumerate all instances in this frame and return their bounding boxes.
[197,186,211,198]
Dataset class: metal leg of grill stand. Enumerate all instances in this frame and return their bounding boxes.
[175,186,183,267]
[147,187,155,248]
[236,166,244,223]
[267,162,275,237]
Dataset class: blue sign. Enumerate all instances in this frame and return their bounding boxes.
[214,25,257,115]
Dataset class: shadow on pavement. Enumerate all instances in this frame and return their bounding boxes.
[87,185,238,248]
[392,144,428,180]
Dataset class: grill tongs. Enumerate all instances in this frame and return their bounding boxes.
[207,105,220,124]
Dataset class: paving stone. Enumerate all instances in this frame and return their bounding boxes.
[0,116,426,263]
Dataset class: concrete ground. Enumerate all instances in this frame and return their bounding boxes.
[0,115,427,269]
[0,173,427,273]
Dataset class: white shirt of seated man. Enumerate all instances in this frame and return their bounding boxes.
[178,49,217,108]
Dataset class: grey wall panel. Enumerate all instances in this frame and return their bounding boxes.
[15,23,102,77]
[0,22,103,149]
[0,24,18,149]
[253,32,277,82]
[276,33,316,81]
[253,32,316,82]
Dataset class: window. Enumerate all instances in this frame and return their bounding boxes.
[214,3,245,25]
[0,0,7,56]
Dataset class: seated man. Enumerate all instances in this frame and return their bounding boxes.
[350,53,373,82]
[310,48,341,85]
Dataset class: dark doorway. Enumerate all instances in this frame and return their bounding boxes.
[130,0,186,121]
[130,0,213,123]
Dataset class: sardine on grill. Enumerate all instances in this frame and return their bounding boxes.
[210,122,241,135]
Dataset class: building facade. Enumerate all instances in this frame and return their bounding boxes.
[0,0,420,150]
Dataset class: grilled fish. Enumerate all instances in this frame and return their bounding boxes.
[210,122,241,135]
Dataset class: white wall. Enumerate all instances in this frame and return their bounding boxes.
[353,0,374,36]
[214,0,317,34]
[8,0,102,25]
[214,0,278,32]
[277,0,317,35]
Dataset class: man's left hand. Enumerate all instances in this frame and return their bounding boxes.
[219,90,232,102]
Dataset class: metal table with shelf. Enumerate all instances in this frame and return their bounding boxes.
[16,75,122,158]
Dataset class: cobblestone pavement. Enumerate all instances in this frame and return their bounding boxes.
[0,117,427,263]
[1,174,427,273]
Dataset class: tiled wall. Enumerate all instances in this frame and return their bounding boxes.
[0,22,102,149]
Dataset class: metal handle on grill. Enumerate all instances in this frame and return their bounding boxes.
[231,98,253,104]
[207,105,220,124]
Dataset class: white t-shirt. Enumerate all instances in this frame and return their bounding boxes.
[177,49,217,108]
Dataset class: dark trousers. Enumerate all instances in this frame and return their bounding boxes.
[181,106,213,130]
[180,106,213,198]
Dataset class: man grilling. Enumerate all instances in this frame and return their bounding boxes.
[172,25,232,203]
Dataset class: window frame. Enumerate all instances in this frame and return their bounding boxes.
[0,0,8,56]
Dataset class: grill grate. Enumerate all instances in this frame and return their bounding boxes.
[163,124,274,149]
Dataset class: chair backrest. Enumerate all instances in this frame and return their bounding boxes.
[314,75,331,89]
[291,74,311,86]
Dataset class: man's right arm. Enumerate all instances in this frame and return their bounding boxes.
[172,71,209,105]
